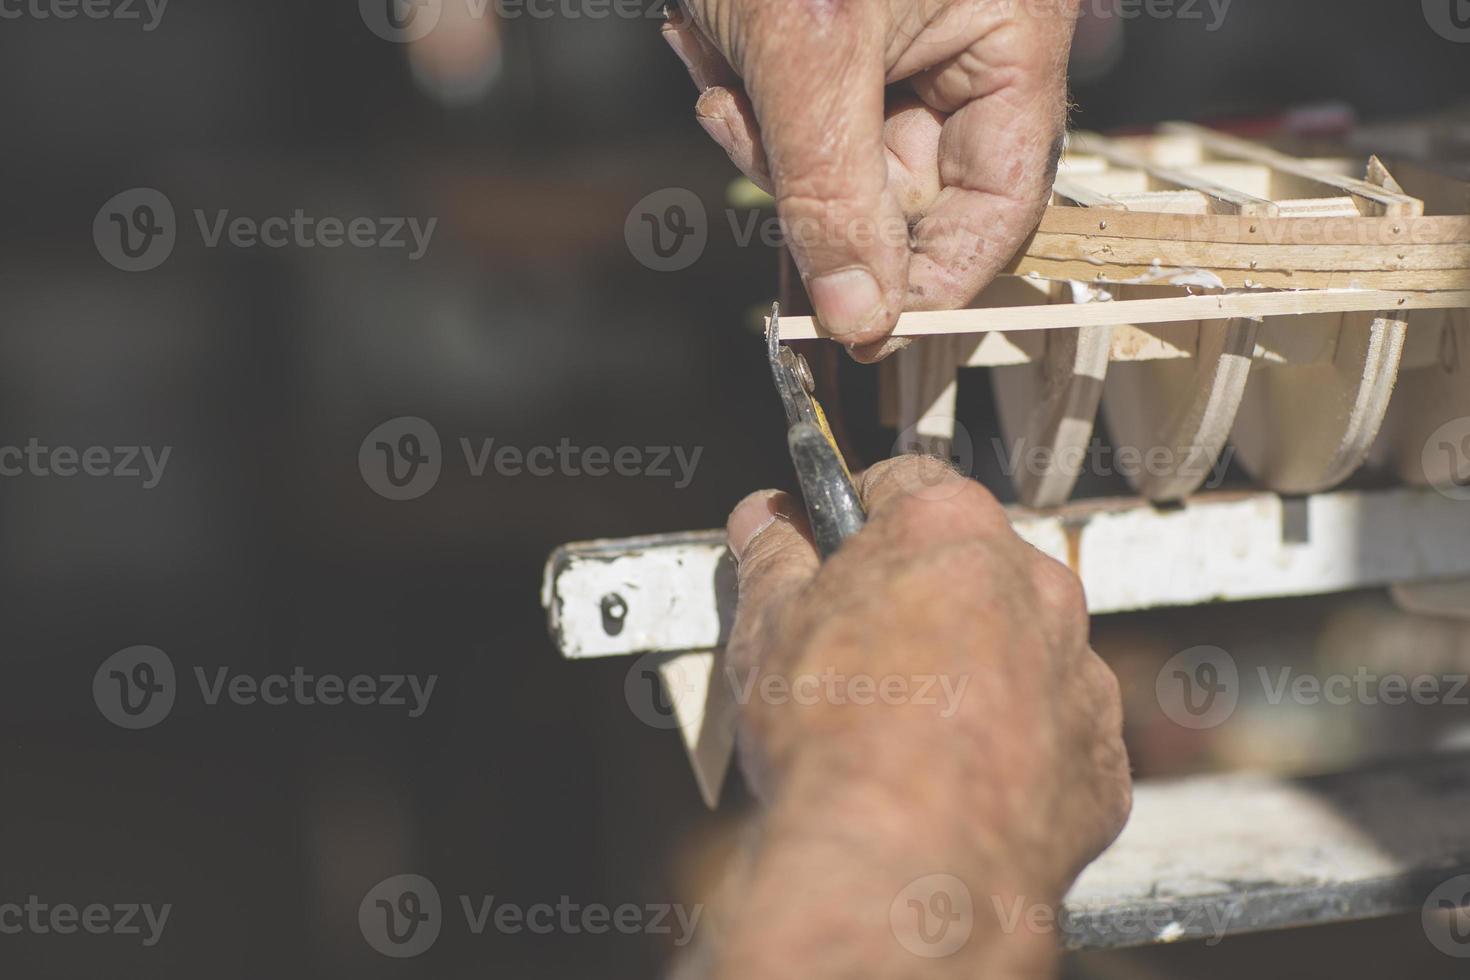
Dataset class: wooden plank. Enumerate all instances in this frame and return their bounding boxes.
[1062,755,1470,949]
[1021,235,1470,273]
[1009,261,1470,292]
[543,488,1470,660]
[1032,209,1470,245]
[1069,131,1278,216]
[1163,122,1425,215]
[771,290,1470,341]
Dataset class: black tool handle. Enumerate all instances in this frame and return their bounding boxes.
[787,422,866,559]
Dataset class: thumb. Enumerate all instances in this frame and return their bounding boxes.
[734,4,906,345]
[726,490,820,654]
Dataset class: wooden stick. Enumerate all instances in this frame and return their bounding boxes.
[772,289,1470,340]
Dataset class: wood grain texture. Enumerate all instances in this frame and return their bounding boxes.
[770,290,1470,339]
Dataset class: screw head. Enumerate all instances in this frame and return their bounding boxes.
[600,593,629,635]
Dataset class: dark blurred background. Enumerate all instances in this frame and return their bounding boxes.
[1,1,1468,977]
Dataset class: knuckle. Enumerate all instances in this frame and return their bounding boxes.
[865,458,1012,540]
[738,535,800,590]
[1030,555,1088,628]
[1089,653,1123,711]
[883,490,943,538]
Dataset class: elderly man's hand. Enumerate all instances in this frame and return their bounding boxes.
[664,0,1078,359]
[709,458,1129,979]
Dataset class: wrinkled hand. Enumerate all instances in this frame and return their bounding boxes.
[665,0,1078,359]
[724,456,1129,898]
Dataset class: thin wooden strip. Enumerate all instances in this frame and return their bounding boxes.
[1052,175,1128,210]
[1163,122,1424,212]
[1070,131,1278,216]
[1034,208,1470,244]
[1023,233,1470,273]
[1010,260,1470,292]
[771,290,1470,340]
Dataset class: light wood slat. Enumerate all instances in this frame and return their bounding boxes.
[1033,209,1470,244]
[771,290,1470,340]
[1164,121,1425,215]
[1022,234,1470,273]
[1070,131,1278,216]
[1009,262,1470,292]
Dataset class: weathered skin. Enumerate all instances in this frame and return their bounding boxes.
[664,0,1079,360]
[704,456,1130,979]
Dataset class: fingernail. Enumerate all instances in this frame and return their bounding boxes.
[695,105,735,154]
[808,268,884,339]
[847,335,912,363]
[727,491,782,561]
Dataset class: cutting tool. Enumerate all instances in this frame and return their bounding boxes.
[766,302,866,557]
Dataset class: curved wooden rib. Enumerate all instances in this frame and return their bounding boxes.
[1228,158,1419,494]
[1375,162,1470,494]
[992,282,1114,508]
[1383,308,1470,490]
[1067,136,1266,502]
[878,128,1468,507]
[1102,309,1258,501]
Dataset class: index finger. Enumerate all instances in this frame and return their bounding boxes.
[698,1,909,346]
[906,7,1076,309]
